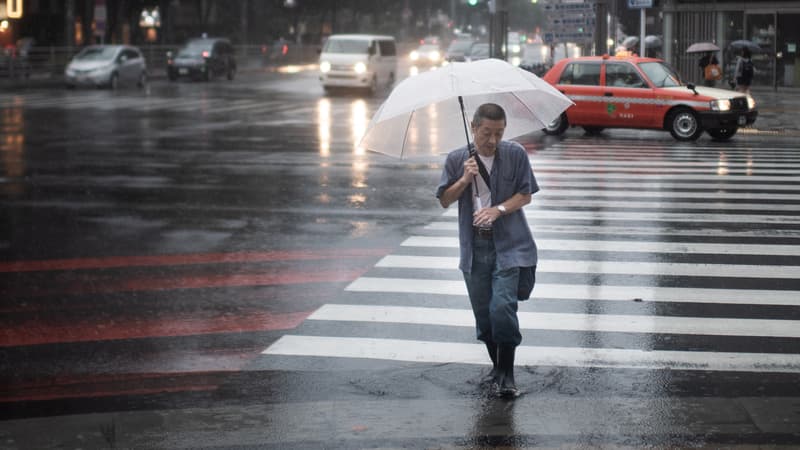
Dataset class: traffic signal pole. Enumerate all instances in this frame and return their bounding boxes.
[488,0,509,60]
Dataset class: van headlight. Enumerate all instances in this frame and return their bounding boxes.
[353,62,367,74]
[320,61,331,73]
[747,95,756,110]
[709,99,731,112]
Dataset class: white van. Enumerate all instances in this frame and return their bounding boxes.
[319,34,397,94]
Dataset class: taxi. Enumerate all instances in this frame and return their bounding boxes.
[540,54,757,141]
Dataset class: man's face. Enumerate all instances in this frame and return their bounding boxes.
[471,118,506,154]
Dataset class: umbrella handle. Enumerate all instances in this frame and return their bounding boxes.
[458,96,473,156]
[458,96,480,201]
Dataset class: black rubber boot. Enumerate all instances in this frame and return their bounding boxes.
[480,341,499,385]
[496,345,519,398]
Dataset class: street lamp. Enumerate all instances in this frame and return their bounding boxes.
[139,7,161,42]
[7,0,22,19]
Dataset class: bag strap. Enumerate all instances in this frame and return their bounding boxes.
[471,148,491,188]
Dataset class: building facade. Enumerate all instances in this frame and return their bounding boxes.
[662,0,800,88]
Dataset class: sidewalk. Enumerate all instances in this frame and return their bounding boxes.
[1,71,799,136]
[745,86,800,135]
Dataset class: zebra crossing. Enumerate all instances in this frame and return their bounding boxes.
[263,142,800,375]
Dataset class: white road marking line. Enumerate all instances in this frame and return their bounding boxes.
[535,172,800,182]
[345,277,800,306]
[534,180,800,192]
[263,335,800,374]
[531,159,800,168]
[537,188,800,201]
[310,304,800,338]
[532,198,800,212]
[441,208,800,224]
[402,236,800,256]
[376,255,800,278]
[424,221,800,238]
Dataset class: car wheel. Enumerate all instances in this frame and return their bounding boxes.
[227,65,236,80]
[137,71,148,88]
[387,72,396,89]
[707,127,738,141]
[543,113,569,136]
[108,73,119,90]
[583,126,604,135]
[168,72,177,81]
[366,76,378,96]
[667,107,703,141]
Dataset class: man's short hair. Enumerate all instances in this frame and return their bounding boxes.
[471,103,506,127]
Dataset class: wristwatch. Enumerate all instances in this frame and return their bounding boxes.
[497,205,507,215]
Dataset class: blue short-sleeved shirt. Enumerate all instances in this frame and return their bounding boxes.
[436,140,539,273]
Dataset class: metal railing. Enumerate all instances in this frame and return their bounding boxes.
[0,44,321,80]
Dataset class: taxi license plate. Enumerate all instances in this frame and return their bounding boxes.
[738,115,746,125]
[179,68,189,75]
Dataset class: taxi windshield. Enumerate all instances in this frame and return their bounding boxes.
[638,61,682,87]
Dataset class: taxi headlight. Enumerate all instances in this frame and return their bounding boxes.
[354,62,367,74]
[429,51,440,62]
[710,99,731,112]
[747,95,756,109]
[410,51,419,61]
[320,61,331,73]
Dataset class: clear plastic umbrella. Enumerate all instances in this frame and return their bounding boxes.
[686,42,720,53]
[358,58,573,159]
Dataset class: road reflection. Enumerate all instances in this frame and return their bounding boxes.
[315,97,372,217]
[1,104,25,196]
[317,98,330,156]
[469,397,519,448]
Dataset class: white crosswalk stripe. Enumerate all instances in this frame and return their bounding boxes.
[263,142,800,374]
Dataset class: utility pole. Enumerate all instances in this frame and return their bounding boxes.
[240,0,249,45]
[65,0,76,47]
[594,0,607,55]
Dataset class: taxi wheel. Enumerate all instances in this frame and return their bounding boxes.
[583,126,604,135]
[667,108,703,141]
[108,73,119,90]
[707,127,738,141]
[543,113,569,136]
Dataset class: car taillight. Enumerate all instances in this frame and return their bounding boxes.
[202,50,210,58]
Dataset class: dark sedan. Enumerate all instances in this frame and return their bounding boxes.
[167,37,237,81]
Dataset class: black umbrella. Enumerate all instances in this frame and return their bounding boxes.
[728,40,766,53]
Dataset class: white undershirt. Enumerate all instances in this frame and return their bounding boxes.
[473,153,495,212]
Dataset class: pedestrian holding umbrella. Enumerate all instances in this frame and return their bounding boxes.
[359,58,572,159]
[360,59,572,397]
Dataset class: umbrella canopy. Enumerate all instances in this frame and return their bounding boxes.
[645,35,663,48]
[359,58,573,158]
[686,42,720,53]
[728,40,765,53]
[621,35,662,50]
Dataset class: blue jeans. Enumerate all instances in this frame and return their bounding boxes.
[462,237,522,347]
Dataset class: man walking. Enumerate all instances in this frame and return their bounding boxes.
[436,103,539,397]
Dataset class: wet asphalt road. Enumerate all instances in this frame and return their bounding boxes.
[1,67,800,449]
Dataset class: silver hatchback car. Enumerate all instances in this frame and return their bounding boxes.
[64,45,148,89]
